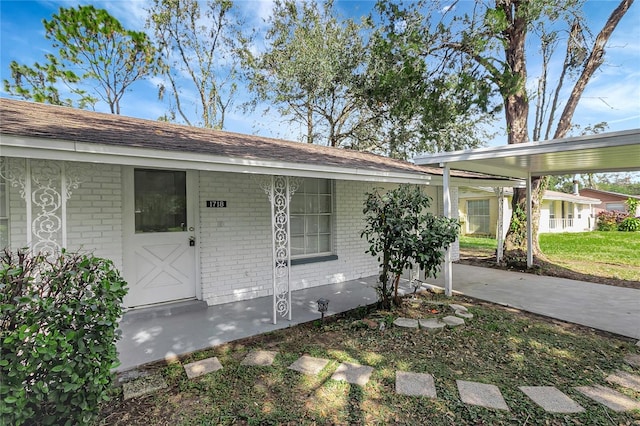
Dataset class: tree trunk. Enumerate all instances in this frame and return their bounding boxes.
[500,0,535,262]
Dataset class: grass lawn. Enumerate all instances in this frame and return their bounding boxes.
[459,232,640,284]
[540,232,640,282]
[99,294,640,425]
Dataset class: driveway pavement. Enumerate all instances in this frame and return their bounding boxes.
[424,264,640,340]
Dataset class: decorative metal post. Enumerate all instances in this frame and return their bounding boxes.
[257,175,301,324]
[495,187,504,263]
[0,158,83,257]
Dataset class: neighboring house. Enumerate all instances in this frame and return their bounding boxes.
[458,187,600,238]
[0,99,510,316]
[578,188,640,217]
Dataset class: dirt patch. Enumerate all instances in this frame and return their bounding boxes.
[458,248,640,290]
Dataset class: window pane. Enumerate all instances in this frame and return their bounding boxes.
[290,196,305,214]
[303,178,318,194]
[318,234,331,252]
[290,215,304,235]
[318,215,330,233]
[291,236,305,256]
[306,194,318,213]
[306,235,318,253]
[306,215,319,234]
[135,169,187,233]
[318,195,331,213]
[317,179,330,194]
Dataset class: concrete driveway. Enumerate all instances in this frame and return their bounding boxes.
[424,264,640,340]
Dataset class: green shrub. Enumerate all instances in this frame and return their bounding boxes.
[0,249,128,425]
[618,217,640,232]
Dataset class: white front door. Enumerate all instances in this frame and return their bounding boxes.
[123,168,197,308]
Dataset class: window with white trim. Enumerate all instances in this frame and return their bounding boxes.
[0,173,8,249]
[290,178,333,258]
[467,199,490,235]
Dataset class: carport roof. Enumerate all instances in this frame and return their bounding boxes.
[414,129,640,179]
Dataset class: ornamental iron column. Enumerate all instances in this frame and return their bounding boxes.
[0,157,83,257]
[495,187,504,263]
[257,175,302,324]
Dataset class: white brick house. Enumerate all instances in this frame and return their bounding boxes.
[0,99,507,317]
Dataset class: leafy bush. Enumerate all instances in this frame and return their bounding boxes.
[361,184,459,309]
[596,210,627,231]
[0,249,128,425]
[618,217,640,232]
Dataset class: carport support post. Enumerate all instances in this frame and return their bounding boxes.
[442,163,453,297]
[526,172,533,268]
[496,187,504,263]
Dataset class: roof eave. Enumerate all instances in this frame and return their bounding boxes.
[1,134,435,185]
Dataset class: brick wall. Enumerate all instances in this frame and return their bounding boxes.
[65,163,123,270]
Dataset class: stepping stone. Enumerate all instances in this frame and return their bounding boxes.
[241,350,278,367]
[449,303,468,313]
[442,315,465,327]
[606,370,640,392]
[455,310,474,319]
[184,357,223,379]
[288,355,330,376]
[393,317,419,328]
[624,353,640,368]
[331,362,374,386]
[575,384,640,412]
[122,373,167,400]
[457,380,509,411]
[519,386,584,413]
[419,318,445,332]
[396,371,437,398]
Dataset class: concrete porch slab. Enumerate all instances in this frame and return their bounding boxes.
[116,275,418,372]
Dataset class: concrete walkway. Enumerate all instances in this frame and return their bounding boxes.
[116,264,640,372]
[423,264,640,340]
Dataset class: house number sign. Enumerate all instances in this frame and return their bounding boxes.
[206,200,227,208]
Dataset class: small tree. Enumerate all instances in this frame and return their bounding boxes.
[361,184,459,309]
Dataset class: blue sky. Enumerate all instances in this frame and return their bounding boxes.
[1,0,639,149]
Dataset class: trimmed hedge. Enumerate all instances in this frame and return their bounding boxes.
[0,249,128,425]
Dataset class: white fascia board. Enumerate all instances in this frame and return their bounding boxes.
[0,135,432,185]
[414,128,640,164]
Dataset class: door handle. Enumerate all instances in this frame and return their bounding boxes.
[189,236,196,247]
